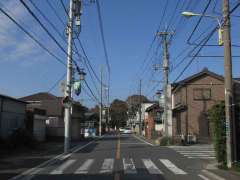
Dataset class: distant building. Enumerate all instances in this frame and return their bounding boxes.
[20,92,86,140]
[145,104,164,140]
[0,94,27,139]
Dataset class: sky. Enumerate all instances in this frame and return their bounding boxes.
[0,0,240,108]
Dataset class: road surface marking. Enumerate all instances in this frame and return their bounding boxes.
[142,159,163,174]
[183,154,214,157]
[116,135,121,160]
[50,159,76,174]
[180,152,215,155]
[120,143,146,145]
[123,158,137,174]
[159,159,187,175]
[133,134,154,146]
[178,151,215,153]
[74,159,94,174]
[202,170,226,180]
[198,174,210,180]
[187,157,215,159]
[100,158,114,173]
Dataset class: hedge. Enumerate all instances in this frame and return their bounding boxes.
[208,101,226,167]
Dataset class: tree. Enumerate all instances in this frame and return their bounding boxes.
[126,94,149,117]
[109,99,128,128]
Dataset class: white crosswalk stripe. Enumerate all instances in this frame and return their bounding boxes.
[160,159,187,175]
[50,159,76,175]
[48,158,188,176]
[123,158,137,174]
[100,158,114,173]
[170,145,216,160]
[142,159,163,174]
[74,159,95,174]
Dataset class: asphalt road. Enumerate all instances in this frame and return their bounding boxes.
[13,134,217,180]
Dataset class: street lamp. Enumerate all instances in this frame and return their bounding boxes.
[181,11,223,45]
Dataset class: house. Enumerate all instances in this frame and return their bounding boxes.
[144,104,164,140]
[171,68,240,143]
[19,92,87,140]
[133,103,154,134]
[0,94,27,139]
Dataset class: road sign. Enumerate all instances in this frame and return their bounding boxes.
[62,96,72,108]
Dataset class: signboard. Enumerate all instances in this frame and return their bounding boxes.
[62,96,72,108]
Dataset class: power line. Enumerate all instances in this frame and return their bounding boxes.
[95,0,111,74]
[20,0,70,57]
[84,80,101,104]
[173,27,217,82]
[45,0,66,27]
[47,72,67,93]
[0,5,66,66]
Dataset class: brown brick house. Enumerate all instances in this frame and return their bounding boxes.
[172,68,240,143]
[144,104,164,140]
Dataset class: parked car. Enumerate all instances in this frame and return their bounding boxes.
[119,127,125,133]
[122,127,133,134]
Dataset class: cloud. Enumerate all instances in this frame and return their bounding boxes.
[0,0,52,66]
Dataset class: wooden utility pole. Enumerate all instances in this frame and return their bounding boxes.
[223,0,235,168]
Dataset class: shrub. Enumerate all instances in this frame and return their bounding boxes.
[160,136,172,146]
[208,102,226,167]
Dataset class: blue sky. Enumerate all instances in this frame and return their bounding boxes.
[0,0,240,108]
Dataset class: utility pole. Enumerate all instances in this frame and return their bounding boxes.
[99,66,103,136]
[64,0,82,154]
[157,31,173,137]
[139,79,142,135]
[64,0,74,154]
[223,0,235,168]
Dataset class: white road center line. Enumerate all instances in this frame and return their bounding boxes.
[159,159,187,175]
[74,159,95,174]
[50,159,76,175]
[198,174,210,180]
[100,158,114,173]
[142,159,163,174]
[123,158,137,174]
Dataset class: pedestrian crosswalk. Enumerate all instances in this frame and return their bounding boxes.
[48,158,187,175]
[169,145,216,160]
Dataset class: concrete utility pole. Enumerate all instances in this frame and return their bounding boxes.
[64,0,74,154]
[223,0,235,168]
[157,31,173,137]
[99,66,103,136]
[64,0,82,154]
[139,79,142,135]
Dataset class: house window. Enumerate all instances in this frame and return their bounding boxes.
[175,91,182,106]
[154,112,163,124]
[193,88,211,100]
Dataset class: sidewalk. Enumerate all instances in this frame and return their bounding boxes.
[0,139,92,180]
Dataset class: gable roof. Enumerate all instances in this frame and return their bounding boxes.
[19,92,58,101]
[172,68,223,89]
[145,103,164,113]
[0,93,27,104]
